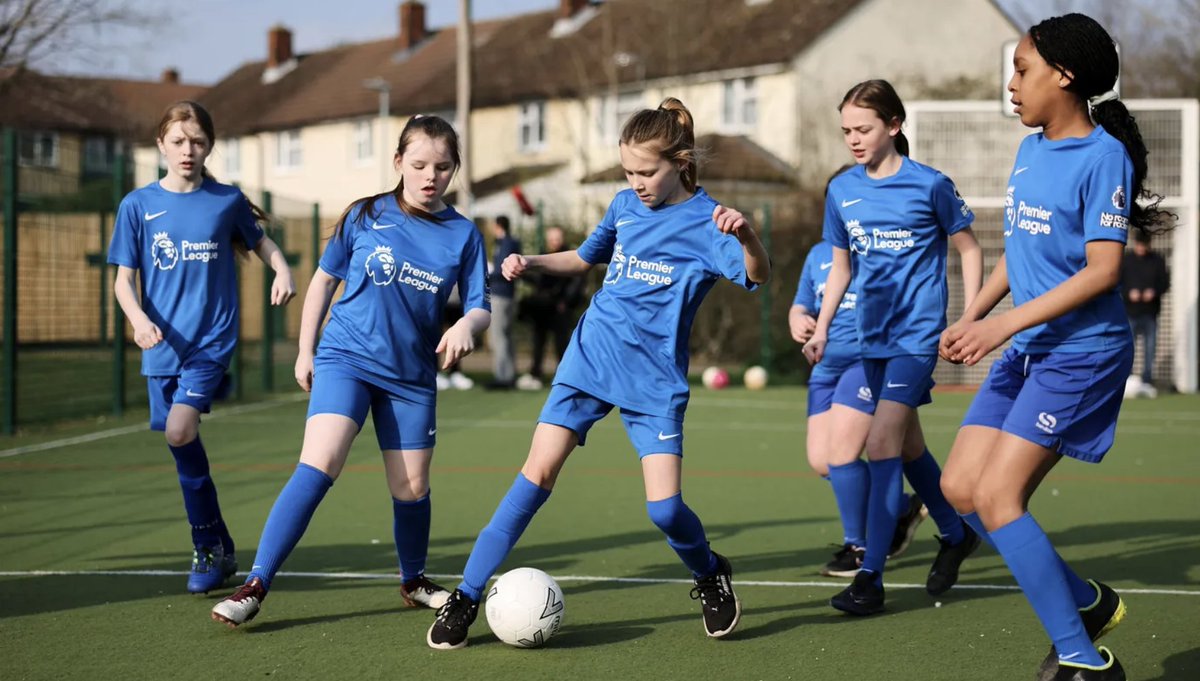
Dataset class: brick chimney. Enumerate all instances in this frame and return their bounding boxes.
[267,25,293,68]
[560,0,589,18]
[160,68,179,84]
[399,1,427,51]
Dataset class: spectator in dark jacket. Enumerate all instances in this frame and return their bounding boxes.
[1121,230,1169,393]
[516,227,584,390]
[487,215,520,389]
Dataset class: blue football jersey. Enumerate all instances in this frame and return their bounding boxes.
[554,188,756,420]
[824,158,973,357]
[794,240,861,373]
[316,196,490,403]
[107,178,265,376]
[1003,126,1134,352]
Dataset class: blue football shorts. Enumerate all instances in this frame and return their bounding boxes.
[307,362,437,451]
[146,360,230,431]
[808,362,876,417]
[862,355,936,408]
[961,346,1133,463]
[539,383,685,457]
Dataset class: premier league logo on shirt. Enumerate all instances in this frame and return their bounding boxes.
[847,220,870,256]
[151,232,179,271]
[1112,185,1126,210]
[604,243,627,285]
[365,245,397,286]
[1004,185,1016,237]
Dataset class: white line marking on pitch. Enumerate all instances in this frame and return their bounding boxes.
[0,569,1196,596]
[0,394,307,459]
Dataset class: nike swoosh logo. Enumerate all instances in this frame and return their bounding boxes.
[185,389,206,398]
[1014,167,1029,176]
[820,262,833,270]
[145,210,167,221]
[615,218,636,227]
[657,431,680,441]
[427,428,437,436]
[1058,653,1082,661]
[886,381,908,389]
[371,221,397,230]
[841,199,862,208]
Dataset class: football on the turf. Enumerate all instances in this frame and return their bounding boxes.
[485,567,565,648]
[744,365,768,390]
[702,366,730,390]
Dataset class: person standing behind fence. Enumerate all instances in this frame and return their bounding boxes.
[516,226,584,391]
[108,101,296,595]
[1121,230,1168,397]
[487,215,520,389]
[210,114,490,628]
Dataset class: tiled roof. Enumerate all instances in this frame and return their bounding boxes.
[199,0,867,135]
[0,70,206,139]
[581,133,797,185]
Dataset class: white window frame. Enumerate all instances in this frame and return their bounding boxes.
[83,135,112,172]
[274,129,303,171]
[352,119,374,165]
[721,77,758,132]
[594,91,644,143]
[224,137,241,181]
[18,131,59,168]
[518,101,546,153]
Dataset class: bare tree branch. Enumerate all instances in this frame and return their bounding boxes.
[0,0,158,75]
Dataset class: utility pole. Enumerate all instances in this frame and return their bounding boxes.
[457,0,473,217]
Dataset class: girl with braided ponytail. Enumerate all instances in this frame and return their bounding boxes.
[426,98,770,649]
[939,13,1168,681]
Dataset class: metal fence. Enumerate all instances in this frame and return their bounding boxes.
[0,129,325,433]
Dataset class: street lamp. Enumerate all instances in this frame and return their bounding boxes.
[363,77,391,191]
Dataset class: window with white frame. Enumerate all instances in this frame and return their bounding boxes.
[722,77,758,131]
[83,135,113,172]
[595,91,644,142]
[224,138,241,180]
[352,119,374,163]
[518,101,546,152]
[275,129,303,170]
[18,131,59,168]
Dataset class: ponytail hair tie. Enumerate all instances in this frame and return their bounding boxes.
[1088,90,1119,107]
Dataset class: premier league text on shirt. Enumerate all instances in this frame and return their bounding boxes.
[399,260,444,293]
[181,239,221,262]
[871,228,916,251]
[626,254,675,286]
[1016,201,1054,236]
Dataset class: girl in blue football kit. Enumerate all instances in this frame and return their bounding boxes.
[803,80,984,616]
[212,115,491,627]
[939,15,1168,680]
[792,167,927,578]
[793,236,927,578]
[109,101,295,595]
[426,98,770,649]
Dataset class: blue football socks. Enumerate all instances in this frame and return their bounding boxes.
[246,463,333,590]
[458,474,551,601]
[393,492,432,582]
[990,512,1103,666]
[903,449,965,545]
[169,436,232,553]
[647,493,718,577]
[863,458,903,580]
[827,460,869,547]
